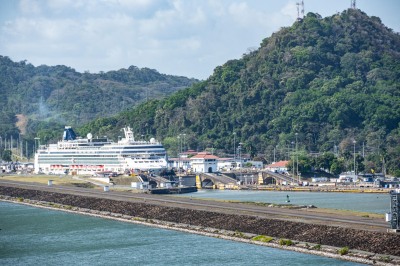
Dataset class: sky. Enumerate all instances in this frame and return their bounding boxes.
[0,0,399,80]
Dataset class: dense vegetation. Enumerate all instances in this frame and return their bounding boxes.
[78,9,400,176]
[0,56,198,138]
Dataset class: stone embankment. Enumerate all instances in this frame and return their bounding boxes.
[1,186,399,265]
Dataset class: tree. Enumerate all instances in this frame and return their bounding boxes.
[2,150,12,162]
[330,158,346,175]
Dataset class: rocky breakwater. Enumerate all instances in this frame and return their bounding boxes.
[1,186,399,264]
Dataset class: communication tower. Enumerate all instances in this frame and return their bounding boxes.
[296,0,305,21]
[351,0,356,9]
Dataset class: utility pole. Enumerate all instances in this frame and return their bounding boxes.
[20,136,23,159]
[233,132,236,164]
[238,143,242,183]
[295,133,299,184]
[353,140,357,178]
[292,142,295,179]
[183,134,186,153]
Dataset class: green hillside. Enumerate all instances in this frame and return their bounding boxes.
[81,9,400,175]
[0,57,198,139]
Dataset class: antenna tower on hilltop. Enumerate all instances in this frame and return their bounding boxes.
[296,0,305,21]
[351,0,356,9]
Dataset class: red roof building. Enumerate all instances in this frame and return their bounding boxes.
[265,160,289,173]
[190,152,219,173]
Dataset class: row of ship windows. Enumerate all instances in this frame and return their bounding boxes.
[38,154,166,158]
[39,160,120,164]
[132,161,163,163]
[40,151,166,155]
[112,146,164,149]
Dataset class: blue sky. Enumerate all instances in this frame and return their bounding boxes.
[0,0,399,80]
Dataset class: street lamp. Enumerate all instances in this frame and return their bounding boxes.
[291,141,295,179]
[353,140,357,180]
[295,133,299,184]
[233,132,236,163]
[177,134,183,186]
[34,137,40,152]
[177,135,181,168]
[183,133,186,153]
[238,143,242,183]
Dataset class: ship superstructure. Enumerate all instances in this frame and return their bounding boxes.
[34,126,167,175]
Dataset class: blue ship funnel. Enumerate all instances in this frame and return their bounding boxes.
[63,126,77,140]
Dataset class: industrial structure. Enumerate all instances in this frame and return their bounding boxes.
[296,0,305,21]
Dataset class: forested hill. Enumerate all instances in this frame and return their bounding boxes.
[81,9,400,174]
[0,56,198,137]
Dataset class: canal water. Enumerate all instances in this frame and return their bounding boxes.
[175,189,390,214]
[0,201,363,266]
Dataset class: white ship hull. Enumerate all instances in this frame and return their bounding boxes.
[34,127,167,175]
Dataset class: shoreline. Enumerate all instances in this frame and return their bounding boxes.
[1,196,398,266]
[0,175,392,194]
[238,185,391,194]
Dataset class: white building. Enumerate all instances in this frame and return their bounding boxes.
[168,157,191,170]
[248,160,264,169]
[265,160,289,173]
[190,152,219,173]
[217,158,236,171]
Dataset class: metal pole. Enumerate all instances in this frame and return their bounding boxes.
[239,143,242,182]
[362,142,365,158]
[287,143,290,161]
[20,136,23,159]
[353,140,357,178]
[233,132,236,163]
[183,134,186,153]
[292,142,294,179]
[295,133,300,184]
[177,135,180,174]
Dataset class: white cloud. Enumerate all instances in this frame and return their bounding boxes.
[19,0,42,15]
[46,0,83,11]
[0,0,398,79]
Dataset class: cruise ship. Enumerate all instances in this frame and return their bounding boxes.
[34,126,168,175]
